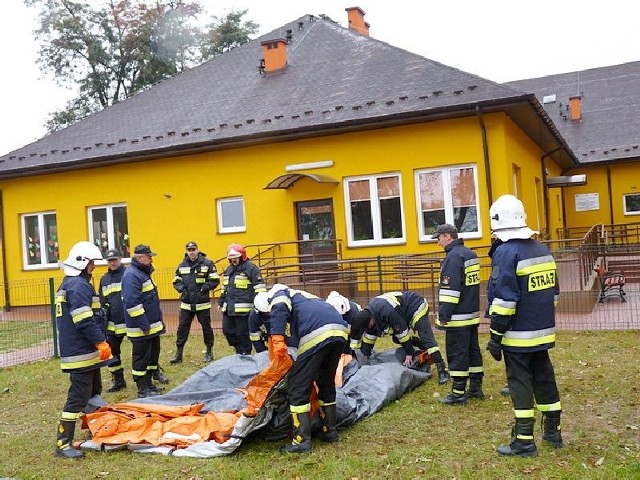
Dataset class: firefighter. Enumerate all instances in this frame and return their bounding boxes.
[170,241,220,363]
[486,194,563,457]
[325,290,362,353]
[255,284,349,453]
[351,291,450,384]
[218,243,266,355]
[433,224,484,405]
[99,248,128,392]
[55,241,113,459]
[122,244,168,398]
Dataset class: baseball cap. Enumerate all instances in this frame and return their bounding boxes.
[185,241,198,250]
[431,223,458,239]
[105,248,121,260]
[133,244,157,256]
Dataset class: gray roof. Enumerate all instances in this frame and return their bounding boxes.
[507,61,640,165]
[0,14,575,178]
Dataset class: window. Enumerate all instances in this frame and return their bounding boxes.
[345,174,405,246]
[623,193,640,215]
[416,165,481,240]
[89,205,130,258]
[217,197,246,233]
[21,212,59,269]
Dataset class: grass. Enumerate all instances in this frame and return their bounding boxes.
[0,330,639,479]
[0,320,52,352]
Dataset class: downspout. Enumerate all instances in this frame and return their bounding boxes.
[476,106,493,205]
[540,148,561,237]
[0,191,10,311]
[606,165,614,224]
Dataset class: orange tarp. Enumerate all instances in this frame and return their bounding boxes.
[86,351,293,449]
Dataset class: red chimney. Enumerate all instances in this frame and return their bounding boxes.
[260,39,288,73]
[346,7,369,36]
[569,95,582,121]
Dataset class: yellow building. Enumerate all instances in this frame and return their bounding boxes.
[0,8,587,306]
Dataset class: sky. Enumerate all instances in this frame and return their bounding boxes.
[0,0,637,156]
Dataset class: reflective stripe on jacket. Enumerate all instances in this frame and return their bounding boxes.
[122,259,164,341]
[100,264,127,336]
[218,259,266,315]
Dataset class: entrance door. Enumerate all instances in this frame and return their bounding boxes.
[295,199,337,266]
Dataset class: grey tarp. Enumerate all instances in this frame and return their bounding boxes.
[81,348,432,458]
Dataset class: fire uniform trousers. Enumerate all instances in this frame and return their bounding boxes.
[436,239,483,385]
[488,239,562,427]
[218,259,266,354]
[269,288,348,414]
[173,252,220,348]
[353,291,445,364]
[55,273,113,423]
[100,264,127,374]
[122,259,165,387]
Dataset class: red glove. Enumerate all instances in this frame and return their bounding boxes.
[271,335,288,359]
[96,341,112,361]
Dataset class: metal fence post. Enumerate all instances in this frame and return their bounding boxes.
[49,277,59,358]
[376,256,383,295]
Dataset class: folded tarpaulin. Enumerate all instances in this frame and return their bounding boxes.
[82,348,431,458]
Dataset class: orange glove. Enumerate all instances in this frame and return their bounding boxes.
[271,335,288,359]
[96,341,112,361]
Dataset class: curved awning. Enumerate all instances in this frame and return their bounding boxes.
[264,173,339,190]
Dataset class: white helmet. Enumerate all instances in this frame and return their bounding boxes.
[489,194,538,241]
[61,241,103,276]
[254,291,270,313]
[326,290,350,315]
[268,283,289,296]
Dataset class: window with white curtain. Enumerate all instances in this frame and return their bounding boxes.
[88,204,130,258]
[21,212,59,269]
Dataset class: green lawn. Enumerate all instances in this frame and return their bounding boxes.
[0,331,638,479]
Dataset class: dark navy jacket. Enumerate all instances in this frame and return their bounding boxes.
[122,259,164,341]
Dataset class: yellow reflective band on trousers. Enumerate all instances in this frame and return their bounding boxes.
[249,332,262,341]
[469,365,484,374]
[318,400,336,407]
[514,408,535,418]
[537,401,562,412]
[290,403,311,414]
[70,306,93,324]
[439,288,460,305]
[502,327,555,348]
[350,338,361,349]
[410,301,428,329]
[61,411,83,421]
[362,332,377,345]
[132,368,147,378]
[297,324,348,356]
[180,302,212,311]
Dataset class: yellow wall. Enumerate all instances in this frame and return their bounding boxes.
[564,163,640,227]
[0,112,561,304]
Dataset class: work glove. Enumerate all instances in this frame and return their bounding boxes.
[486,338,502,362]
[271,335,288,360]
[96,341,112,361]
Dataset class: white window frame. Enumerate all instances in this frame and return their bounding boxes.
[344,173,406,247]
[623,193,640,216]
[415,164,482,242]
[21,211,59,270]
[88,204,130,260]
[217,196,246,233]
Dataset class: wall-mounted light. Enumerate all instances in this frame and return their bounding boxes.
[164,193,172,199]
[285,160,333,172]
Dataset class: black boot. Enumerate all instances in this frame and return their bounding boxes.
[169,346,183,364]
[204,346,213,362]
[496,418,538,457]
[280,411,312,453]
[55,420,84,459]
[147,372,165,393]
[106,370,127,393]
[467,374,485,399]
[135,375,159,398]
[436,361,450,385]
[152,366,169,384]
[542,411,564,448]
[317,404,339,443]
[440,377,467,405]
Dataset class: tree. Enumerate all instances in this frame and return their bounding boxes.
[25,0,259,132]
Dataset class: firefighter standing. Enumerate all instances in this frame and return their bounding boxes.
[122,244,168,398]
[218,243,266,355]
[55,241,113,459]
[486,194,563,457]
[99,248,128,392]
[351,291,450,384]
[170,241,220,363]
[433,224,484,405]
[255,284,349,453]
